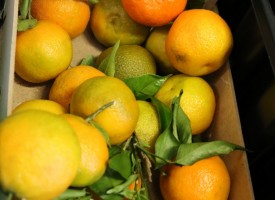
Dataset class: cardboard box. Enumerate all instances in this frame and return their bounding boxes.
[0,0,255,199]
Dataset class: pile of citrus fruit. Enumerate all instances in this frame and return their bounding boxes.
[0,0,244,200]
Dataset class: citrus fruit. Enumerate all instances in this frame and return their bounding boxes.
[121,0,187,27]
[61,114,109,187]
[145,25,179,75]
[0,110,81,200]
[90,0,150,47]
[96,45,156,80]
[154,74,216,135]
[70,76,139,145]
[49,65,105,111]
[134,100,160,152]
[31,0,91,38]
[160,156,230,200]
[125,176,142,200]
[15,20,73,83]
[165,9,233,76]
[12,99,67,115]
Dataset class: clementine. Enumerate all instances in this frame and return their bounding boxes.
[121,0,187,27]
[31,0,91,38]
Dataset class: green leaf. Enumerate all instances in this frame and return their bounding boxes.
[109,150,132,179]
[90,168,124,194]
[100,194,124,200]
[154,127,180,168]
[17,19,37,32]
[80,55,96,66]
[171,90,192,144]
[175,140,246,166]
[54,189,87,200]
[124,74,171,100]
[98,40,120,76]
[106,174,138,194]
[150,97,172,132]
[109,146,123,158]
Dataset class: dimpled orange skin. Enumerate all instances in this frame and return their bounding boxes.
[165,9,233,76]
[31,0,91,38]
[61,114,109,187]
[70,76,139,145]
[121,0,187,27]
[160,156,230,200]
[15,20,73,83]
[49,65,105,112]
[0,110,81,200]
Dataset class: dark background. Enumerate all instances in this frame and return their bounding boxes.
[217,0,275,199]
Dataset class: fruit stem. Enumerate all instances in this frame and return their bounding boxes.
[85,101,114,123]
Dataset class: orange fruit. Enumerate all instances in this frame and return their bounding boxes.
[95,45,156,80]
[31,0,91,38]
[15,20,72,83]
[165,9,233,76]
[0,110,81,200]
[155,74,216,135]
[12,99,67,115]
[134,100,160,153]
[49,65,105,111]
[90,0,150,47]
[145,25,179,75]
[121,0,187,27]
[160,156,230,200]
[125,176,142,200]
[70,76,139,145]
[61,114,109,187]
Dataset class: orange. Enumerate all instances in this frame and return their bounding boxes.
[165,9,233,76]
[0,110,81,200]
[15,20,72,83]
[49,65,105,111]
[95,45,156,80]
[61,114,109,187]
[70,76,139,145]
[145,25,179,75]
[12,99,67,115]
[134,100,160,153]
[31,0,91,38]
[125,176,142,200]
[155,74,216,135]
[160,156,230,200]
[121,0,187,27]
[90,0,150,47]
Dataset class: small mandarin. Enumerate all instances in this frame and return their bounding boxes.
[121,0,187,27]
